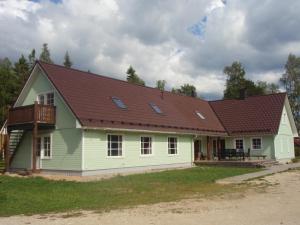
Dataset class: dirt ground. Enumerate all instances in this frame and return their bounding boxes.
[1,170,300,225]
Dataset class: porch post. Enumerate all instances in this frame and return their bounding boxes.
[32,101,38,172]
[217,137,221,160]
[4,132,10,172]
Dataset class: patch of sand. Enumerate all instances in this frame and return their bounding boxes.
[1,170,300,225]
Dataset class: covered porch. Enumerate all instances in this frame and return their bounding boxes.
[193,135,271,163]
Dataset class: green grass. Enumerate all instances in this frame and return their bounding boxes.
[0,166,259,216]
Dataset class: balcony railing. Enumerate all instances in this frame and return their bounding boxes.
[7,103,56,126]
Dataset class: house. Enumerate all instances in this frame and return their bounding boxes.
[2,61,298,176]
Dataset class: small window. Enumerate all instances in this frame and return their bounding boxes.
[141,136,152,155]
[112,97,127,109]
[43,136,51,158]
[46,93,54,106]
[235,139,244,150]
[149,103,162,114]
[252,138,262,150]
[168,137,177,155]
[195,111,205,119]
[107,134,123,156]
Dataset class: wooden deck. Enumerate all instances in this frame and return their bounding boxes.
[194,159,278,168]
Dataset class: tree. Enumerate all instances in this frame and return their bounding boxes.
[156,80,166,91]
[126,66,145,86]
[223,61,265,99]
[28,49,36,69]
[223,61,246,99]
[63,51,72,68]
[39,43,53,63]
[280,54,300,132]
[0,58,19,126]
[172,84,197,97]
[257,81,279,94]
[14,55,30,89]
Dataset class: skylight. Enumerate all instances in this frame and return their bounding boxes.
[112,97,127,109]
[150,102,162,114]
[196,111,205,119]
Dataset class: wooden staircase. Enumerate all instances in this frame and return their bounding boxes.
[8,130,24,165]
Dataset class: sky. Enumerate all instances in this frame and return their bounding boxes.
[1,0,300,100]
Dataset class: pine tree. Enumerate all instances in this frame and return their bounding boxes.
[14,54,30,88]
[126,66,145,86]
[63,51,72,68]
[39,43,53,63]
[28,49,36,69]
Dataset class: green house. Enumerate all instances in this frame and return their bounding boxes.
[3,61,298,176]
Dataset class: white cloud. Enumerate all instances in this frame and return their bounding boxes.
[0,0,300,99]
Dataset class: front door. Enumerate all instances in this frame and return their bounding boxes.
[36,137,41,170]
[194,140,202,161]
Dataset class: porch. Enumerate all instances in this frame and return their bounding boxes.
[4,102,56,173]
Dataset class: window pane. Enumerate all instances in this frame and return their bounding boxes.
[168,137,177,155]
[46,93,54,105]
[37,95,44,104]
[141,136,152,155]
[107,135,122,156]
[112,97,127,109]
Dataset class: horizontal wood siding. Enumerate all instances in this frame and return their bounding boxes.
[83,130,193,171]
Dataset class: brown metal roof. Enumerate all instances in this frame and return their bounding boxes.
[38,61,226,135]
[209,93,287,135]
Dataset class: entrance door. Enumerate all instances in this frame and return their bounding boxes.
[36,137,41,170]
[194,140,202,161]
[219,139,226,159]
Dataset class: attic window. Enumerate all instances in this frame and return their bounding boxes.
[196,111,205,119]
[149,102,162,114]
[112,97,127,109]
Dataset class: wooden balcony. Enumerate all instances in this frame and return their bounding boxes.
[7,103,56,131]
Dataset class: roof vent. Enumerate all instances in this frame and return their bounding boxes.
[195,111,205,119]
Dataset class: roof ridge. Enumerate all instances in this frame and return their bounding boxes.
[209,92,286,103]
[37,60,208,103]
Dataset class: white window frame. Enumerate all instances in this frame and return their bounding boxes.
[37,134,52,159]
[107,134,124,158]
[36,91,55,105]
[168,137,178,155]
[140,136,153,156]
[251,137,262,150]
[234,138,244,150]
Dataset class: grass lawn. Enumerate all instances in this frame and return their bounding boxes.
[0,166,259,217]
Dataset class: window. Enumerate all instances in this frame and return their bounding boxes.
[235,139,244,150]
[37,135,52,159]
[195,111,205,119]
[46,93,54,106]
[107,135,123,156]
[149,103,162,114]
[141,136,152,155]
[37,92,54,105]
[168,137,177,155]
[252,138,262,150]
[112,97,127,109]
[37,94,44,104]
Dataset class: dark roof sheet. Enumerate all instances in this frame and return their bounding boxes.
[209,93,287,135]
[38,61,226,134]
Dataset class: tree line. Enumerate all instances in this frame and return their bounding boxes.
[0,44,299,132]
[0,43,72,126]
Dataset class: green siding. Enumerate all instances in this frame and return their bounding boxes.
[274,104,295,160]
[11,68,82,171]
[83,130,193,170]
[224,136,275,159]
[10,132,32,169]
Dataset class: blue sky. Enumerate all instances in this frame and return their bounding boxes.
[1,0,300,100]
